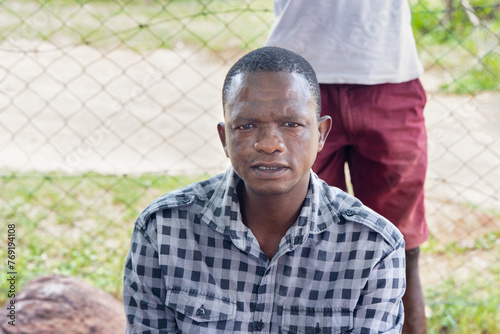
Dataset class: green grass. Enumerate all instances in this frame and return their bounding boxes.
[1,171,500,333]
[426,277,500,333]
[0,171,208,303]
[0,0,274,52]
[421,229,500,333]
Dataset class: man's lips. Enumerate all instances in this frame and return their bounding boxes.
[250,163,289,176]
[253,165,285,170]
[251,162,288,169]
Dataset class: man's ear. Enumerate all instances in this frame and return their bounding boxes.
[317,116,332,152]
[217,122,229,158]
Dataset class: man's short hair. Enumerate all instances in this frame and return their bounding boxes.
[222,46,321,118]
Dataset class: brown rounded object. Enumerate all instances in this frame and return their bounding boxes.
[0,275,125,334]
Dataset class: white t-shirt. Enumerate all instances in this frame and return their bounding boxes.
[265,0,424,84]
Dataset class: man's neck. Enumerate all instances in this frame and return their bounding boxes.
[237,181,309,259]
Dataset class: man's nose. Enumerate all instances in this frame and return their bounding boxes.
[254,127,285,154]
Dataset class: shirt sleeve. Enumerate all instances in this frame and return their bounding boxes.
[123,218,179,334]
[351,240,406,334]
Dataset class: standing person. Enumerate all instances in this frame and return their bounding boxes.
[266,1,429,334]
[123,46,407,333]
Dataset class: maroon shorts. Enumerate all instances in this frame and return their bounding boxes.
[313,79,429,250]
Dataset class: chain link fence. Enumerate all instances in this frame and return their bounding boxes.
[1,0,499,332]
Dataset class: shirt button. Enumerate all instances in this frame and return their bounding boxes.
[255,320,264,331]
[196,305,206,316]
[345,209,354,216]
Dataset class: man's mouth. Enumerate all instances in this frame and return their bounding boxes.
[251,164,289,177]
[256,166,282,170]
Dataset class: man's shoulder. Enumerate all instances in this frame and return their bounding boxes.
[134,173,224,230]
[317,179,405,249]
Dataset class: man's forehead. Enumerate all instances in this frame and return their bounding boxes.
[227,71,310,102]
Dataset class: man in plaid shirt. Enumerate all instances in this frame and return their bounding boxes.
[123,46,406,333]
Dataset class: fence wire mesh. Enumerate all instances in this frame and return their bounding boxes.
[1,0,499,332]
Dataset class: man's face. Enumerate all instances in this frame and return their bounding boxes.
[218,71,331,198]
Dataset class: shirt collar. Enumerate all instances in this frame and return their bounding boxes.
[199,167,341,255]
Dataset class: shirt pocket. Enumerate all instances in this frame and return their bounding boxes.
[281,306,353,334]
[166,287,236,332]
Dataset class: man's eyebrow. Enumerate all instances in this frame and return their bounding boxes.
[276,114,304,122]
[231,115,258,124]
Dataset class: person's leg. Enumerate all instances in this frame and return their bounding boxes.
[312,84,351,190]
[344,79,428,334]
[403,247,427,334]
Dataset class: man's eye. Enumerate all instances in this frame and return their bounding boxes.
[236,124,254,130]
[283,122,300,128]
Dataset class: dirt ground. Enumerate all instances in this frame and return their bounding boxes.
[1,39,500,286]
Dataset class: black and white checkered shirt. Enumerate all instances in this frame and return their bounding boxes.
[124,167,405,333]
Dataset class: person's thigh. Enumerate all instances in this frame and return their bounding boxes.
[347,79,429,249]
[312,84,351,191]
